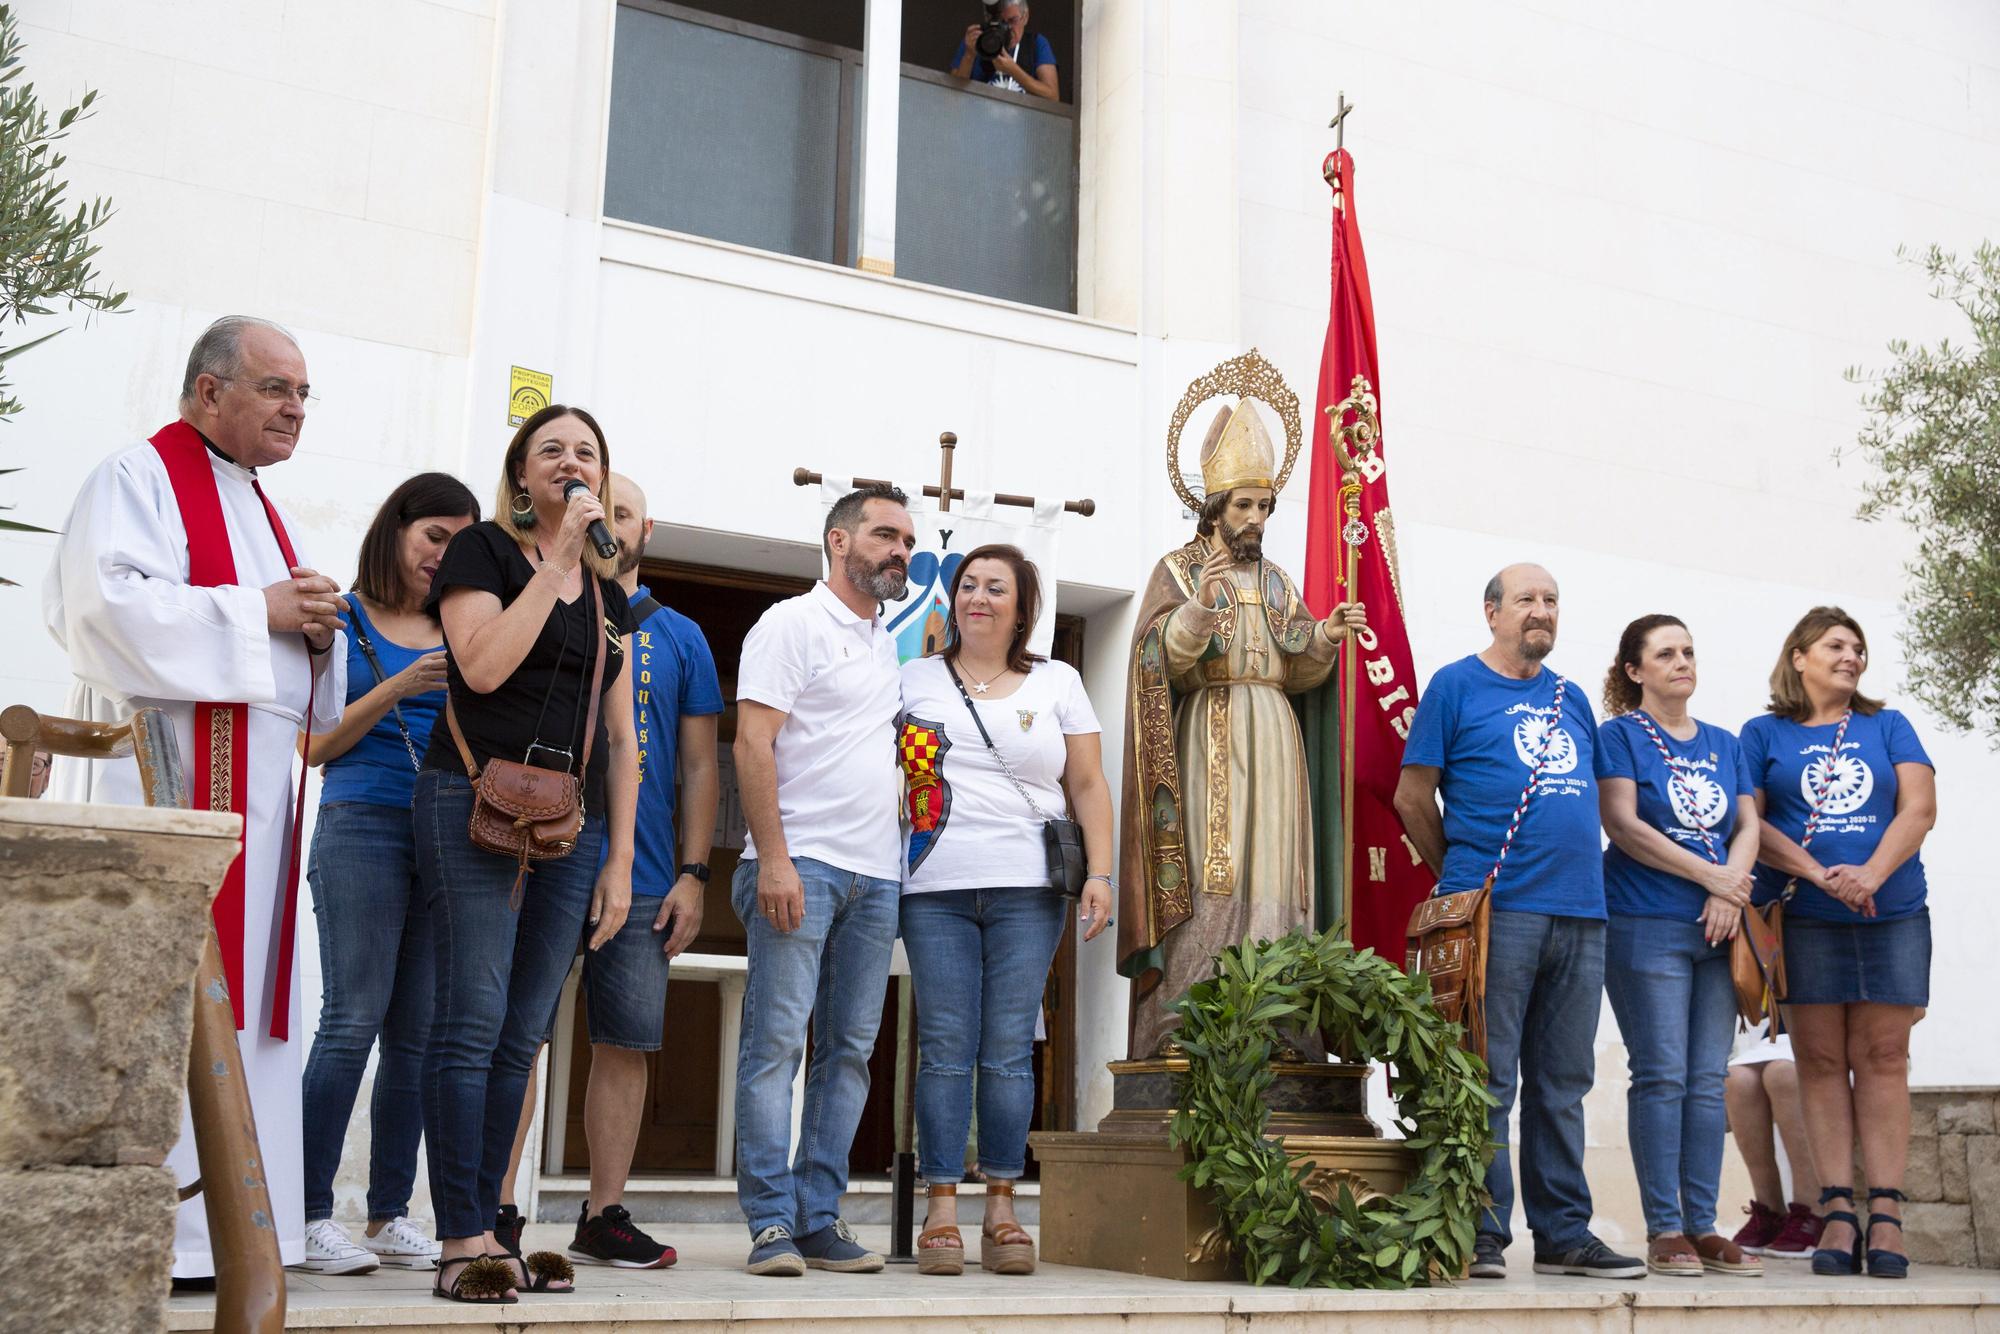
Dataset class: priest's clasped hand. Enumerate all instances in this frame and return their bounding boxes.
[1318,600,1368,644]
[266,565,346,653]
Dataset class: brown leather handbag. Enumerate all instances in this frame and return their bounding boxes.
[444,576,607,908]
[1406,673,1571,1060]
[1728,709,1852,1033]
[1731,900,1786,1030]
[1406,876,1494,1056]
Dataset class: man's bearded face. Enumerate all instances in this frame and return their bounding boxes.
[1220,514,1264,563]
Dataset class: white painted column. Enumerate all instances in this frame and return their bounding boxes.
[855,0,902,275]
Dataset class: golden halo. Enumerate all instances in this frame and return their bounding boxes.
[1165,348,1304,513]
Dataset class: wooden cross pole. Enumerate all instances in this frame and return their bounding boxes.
[1329,91,1354,147]
[793,432,1097,516]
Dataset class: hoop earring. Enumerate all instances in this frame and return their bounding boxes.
[510,490,536,529]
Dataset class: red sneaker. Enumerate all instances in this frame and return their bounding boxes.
[1763,1202,1825,1258]
[1730,1200,1785,1255]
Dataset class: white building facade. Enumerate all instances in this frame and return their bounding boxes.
[3,0,1995,1237]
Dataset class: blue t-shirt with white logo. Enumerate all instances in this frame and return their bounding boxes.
[615,587,724,896]
[1403,655,1605,918]
[1739,709,1933,922]
[1595,714,1755,923]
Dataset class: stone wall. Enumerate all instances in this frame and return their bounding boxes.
[0,800,241,1334]
[1903,1089,2000,1268]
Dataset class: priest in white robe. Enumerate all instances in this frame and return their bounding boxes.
[44,316,346,1278]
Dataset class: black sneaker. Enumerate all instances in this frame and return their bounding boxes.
[569,1201,678,1269]
[1533,1237,1646,1279]
[493,1204,525,1258]
[1470,1233,1507,1278]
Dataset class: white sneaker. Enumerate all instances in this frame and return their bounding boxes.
[294,1218,380,1275]
[358,1215,442,1270]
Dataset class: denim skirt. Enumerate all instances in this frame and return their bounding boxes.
[1784,908,1930,1007]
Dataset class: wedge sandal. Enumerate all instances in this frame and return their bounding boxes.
[917,1183,966,1276]
[979,1179,1035,1276]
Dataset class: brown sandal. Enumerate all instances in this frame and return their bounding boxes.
[1646,1234,1703,1277]
[980,1179,1035,1276]
[918,1183,965,1276]
[1695,1232,1763,1276]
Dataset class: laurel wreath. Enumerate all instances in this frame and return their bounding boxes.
[1168,928,1497,1288]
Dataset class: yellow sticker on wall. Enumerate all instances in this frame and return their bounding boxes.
[508,366,553,426]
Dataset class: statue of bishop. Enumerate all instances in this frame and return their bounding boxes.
[1116,379,1366,1059]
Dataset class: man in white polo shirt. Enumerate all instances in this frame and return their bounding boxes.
[731,482,914,1277]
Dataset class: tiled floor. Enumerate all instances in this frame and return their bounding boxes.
[164,1223,2000,1331]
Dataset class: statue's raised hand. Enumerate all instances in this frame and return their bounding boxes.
[1319,600,1367,644]
[1195,546,1235,610]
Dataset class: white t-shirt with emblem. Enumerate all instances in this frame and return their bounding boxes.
[897,655,1101,894]
[737,580,903,880]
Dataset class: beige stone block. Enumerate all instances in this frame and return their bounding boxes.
[1903,1200,1977,1266]
[0,1164,177,1334]
[1938,1096,1998,1136]
[0,801,239,1169]
[1967,1136,2000,1268]
[1906,1134,1945,1201]
[1911,1096,1939,1138]
[1941,1133,1971,1204]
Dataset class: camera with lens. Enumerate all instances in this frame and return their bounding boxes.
[975,2,1013,59]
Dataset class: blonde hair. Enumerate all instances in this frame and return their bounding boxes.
[1766,605,1883,721]
[494,404,618,581]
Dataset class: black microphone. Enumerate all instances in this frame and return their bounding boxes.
[562,479,618,561]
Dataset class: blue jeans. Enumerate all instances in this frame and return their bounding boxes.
[732,856,898,1239]
[300,801,432,1222]
[901,886,1067,1183]
[415,770,604,1240]
[1602,915,1736,1237]
[1481,910,1605,1252]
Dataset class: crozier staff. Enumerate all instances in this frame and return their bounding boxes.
[43,315,348,1281]
[415,404,638,1304]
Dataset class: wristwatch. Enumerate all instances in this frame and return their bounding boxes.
[680,862,711,884]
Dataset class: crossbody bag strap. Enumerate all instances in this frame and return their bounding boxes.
[347,594,424,771]
[943,657,1056,823]
[1624,710,1721,863]
[578,575,608,773]
[1782,707,1854,901]
[1486,672,1568,888]
[444,695,481,781]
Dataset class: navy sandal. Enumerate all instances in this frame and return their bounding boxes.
[1865,1188,1909,1279]
[1811,1186,1862,1276]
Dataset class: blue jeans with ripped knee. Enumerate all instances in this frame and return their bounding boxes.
[900,886,1068,1183]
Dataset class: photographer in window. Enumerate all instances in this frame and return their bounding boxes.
[950,2,1059,102]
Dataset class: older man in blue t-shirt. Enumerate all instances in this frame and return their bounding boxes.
[1395,564,1642,1283]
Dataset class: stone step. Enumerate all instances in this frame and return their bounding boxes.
[164,1223,2000,1333]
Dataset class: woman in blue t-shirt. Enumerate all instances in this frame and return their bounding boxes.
[296,473,478,1274]
[1595,614,1763,1279]
[1742,607,1937,1280]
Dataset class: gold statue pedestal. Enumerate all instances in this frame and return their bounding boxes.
[1029,1058,1417,1281]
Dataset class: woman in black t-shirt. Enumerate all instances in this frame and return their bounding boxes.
[415,404,637,1303]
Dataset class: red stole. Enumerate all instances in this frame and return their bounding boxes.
[149,420,314,1040]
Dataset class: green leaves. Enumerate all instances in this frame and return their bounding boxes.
[1844,242,2000,740]
[0,3,127,577]
[1167,928,1495,1289]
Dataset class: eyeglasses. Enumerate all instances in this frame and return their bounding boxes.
[218,376,317,405]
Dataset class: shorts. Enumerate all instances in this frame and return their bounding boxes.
[1783,908,1931,1008]
[577,892,673,1050]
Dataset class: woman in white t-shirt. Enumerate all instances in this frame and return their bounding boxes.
[898,544,1113,1279]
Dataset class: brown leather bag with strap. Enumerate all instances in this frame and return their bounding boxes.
[1406,672,1571,1060]
[444,575,608,908]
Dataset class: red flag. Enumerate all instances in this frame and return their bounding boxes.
[1301,148,1435,966]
